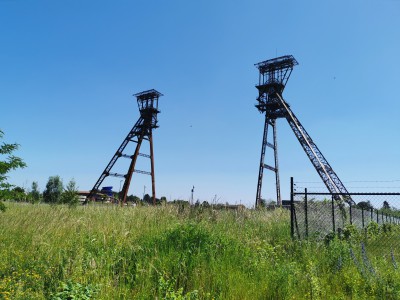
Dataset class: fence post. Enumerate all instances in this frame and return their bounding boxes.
[376,209,379,224]
[331,195,335,233]
[362,207,365,228]
[290,177,294,239]
[349,202,353,225]
[305,188,308,239]
[370,207,373,222]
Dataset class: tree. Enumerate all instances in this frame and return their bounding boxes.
[258,198,267,208]
[11,186,26,202]
[160,196,167,205]
[43,176,63,203]
[357,201,372,210]
[60,179,79,206]
[0,129,26,191]
[383,201,391,210]
[126,195,141,204]
[143,193,152,205]
[201,201,210,208]
[29,181,41,203]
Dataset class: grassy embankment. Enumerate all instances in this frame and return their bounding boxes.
[1,202,400,299]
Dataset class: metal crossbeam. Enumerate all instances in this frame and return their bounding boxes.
[134,169,151,175]
[109,173,126,178]
[266,142,275,149]
[263,164,276,172]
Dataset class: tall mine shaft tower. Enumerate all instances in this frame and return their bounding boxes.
[254,56,350,207]
[86,89,162,205]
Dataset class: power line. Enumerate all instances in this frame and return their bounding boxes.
[295,180,400,184]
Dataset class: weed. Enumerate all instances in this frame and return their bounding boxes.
[0,201,6,212]
[50,280,98,300]
[0,203,399,299]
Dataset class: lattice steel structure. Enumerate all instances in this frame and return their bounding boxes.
[85,89,163,205]
[255,55,351,207]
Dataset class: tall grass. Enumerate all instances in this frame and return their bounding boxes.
[0,202,399,299]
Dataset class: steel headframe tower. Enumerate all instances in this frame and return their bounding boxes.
[86,89,163,205]
[254,55,352,208]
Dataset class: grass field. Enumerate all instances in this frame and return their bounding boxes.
[1,202,400,299]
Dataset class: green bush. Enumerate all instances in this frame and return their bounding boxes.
[342,224,361,241]
[51,280,98,300]
[158,275,199,300]
[324,231,336,245]
[381,223,395,234]
[0,201,6,212]
[367,221,380,238]
[60,179,79,206]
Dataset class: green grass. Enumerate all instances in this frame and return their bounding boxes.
[1,202,400,299]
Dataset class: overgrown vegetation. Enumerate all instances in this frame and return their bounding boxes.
[1,203,400,299]
[0,129,26,200]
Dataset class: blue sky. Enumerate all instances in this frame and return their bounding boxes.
[1,0,400,207]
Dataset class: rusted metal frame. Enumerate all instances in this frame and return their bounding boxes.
[149,132,156,205]
[279,93,352,204]
[120,134,144,204]
[85,118,144,203]
[256,114,269,207]
[272,119,281,206]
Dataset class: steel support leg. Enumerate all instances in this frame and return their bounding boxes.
[256,115,269,208]
[121,136,143,204]
[149,132,156,205]
[272,120,281,206]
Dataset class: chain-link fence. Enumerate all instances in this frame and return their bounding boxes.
[286,178,400,293]
[291,190,400,240]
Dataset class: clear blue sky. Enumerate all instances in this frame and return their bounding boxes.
[2,0,400,207]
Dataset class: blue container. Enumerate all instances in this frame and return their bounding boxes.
[101,186,113,196]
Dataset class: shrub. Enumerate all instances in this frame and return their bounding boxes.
[51,280,98,300]
[60,179,79,206]
[342,224,361,241]
[43,176,63,204]
[324,231,336,245]
[366,222,380,238]
[381,223,394,234]
[158,275,199,300]
[0,201,6,212]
